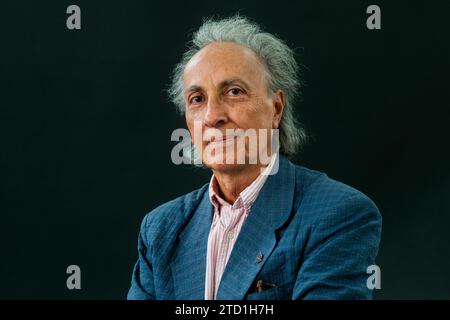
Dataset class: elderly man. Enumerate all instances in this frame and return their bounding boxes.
[127,15,382,300]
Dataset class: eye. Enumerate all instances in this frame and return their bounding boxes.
[227,87,244,96]
[189,95,204,105]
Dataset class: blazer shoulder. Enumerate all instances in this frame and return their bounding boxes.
[293,164,381,223]
[140,183,209,236]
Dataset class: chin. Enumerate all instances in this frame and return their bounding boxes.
[203,156,245,173]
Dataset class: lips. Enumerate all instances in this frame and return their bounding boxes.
[206,135,236,146]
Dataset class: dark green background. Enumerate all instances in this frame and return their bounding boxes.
[1,0,449,299]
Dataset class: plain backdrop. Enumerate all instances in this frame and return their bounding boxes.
[0,0,449,299]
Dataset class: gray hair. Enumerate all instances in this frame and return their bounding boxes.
[168,14,307,157]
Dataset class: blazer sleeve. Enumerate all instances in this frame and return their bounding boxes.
[292,193,382,300]
[127,214,156,300]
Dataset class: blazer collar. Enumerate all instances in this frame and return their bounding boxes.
[215,154,296,299]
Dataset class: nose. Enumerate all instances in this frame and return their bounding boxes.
[203,96,228,128]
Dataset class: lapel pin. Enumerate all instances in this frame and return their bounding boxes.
[255,252,264,263]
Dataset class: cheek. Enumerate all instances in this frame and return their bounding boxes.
[185,115,196,141]
[185,114,204,146]
[186,108,202,122]
[186,109,203,127]
[232,101,273,129]
[185,114,193,133]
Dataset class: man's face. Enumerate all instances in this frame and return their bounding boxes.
[183,42,284,172]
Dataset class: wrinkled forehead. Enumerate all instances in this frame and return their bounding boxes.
[183,42,268,90]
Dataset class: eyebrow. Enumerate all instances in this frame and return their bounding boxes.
[185,78,251,95]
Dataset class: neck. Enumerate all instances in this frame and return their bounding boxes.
[212,164,264,204]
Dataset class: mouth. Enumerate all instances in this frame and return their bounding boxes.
[206,134,238,146]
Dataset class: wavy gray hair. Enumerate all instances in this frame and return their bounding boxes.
[168,14,307,157]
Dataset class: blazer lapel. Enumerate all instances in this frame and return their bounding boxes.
[170,189,212,299]
[215,155,296,299]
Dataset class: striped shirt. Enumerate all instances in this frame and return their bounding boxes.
[204,154,278,300]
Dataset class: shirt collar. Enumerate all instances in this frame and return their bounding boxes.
[208,153,278,211]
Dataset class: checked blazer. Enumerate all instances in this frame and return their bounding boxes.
[127,155,382,300]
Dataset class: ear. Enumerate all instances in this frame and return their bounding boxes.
[272,90,285,129]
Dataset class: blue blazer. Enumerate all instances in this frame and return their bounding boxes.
[127,155,382,300]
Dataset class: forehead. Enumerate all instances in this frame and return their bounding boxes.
[183,42,266,89]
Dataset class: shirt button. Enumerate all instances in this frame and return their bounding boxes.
[227,230,233,240]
